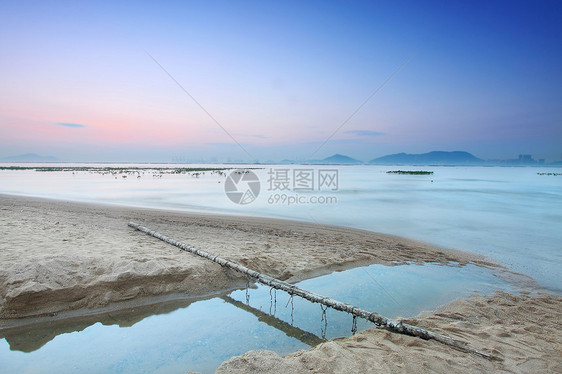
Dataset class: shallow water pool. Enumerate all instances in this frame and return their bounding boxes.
[0,262,518,374]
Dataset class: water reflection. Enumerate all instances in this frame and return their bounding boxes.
[221,295,325,346]
[0,296,203,352]
[0,263,519,374]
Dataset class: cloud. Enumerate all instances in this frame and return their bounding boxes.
[345,130,385,137]
[56,122,87,128]
[205,142,255,147]
[301,138,377,147]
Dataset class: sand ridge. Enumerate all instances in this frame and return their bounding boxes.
[0,194,497,321]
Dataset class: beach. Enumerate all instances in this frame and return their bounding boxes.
[217,291,561,373]
[0,193,494,321]
[1,193,560,372]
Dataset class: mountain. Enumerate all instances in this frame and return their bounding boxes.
[1,153,59,162]
[369,151,484,165]
[310,154,363,164]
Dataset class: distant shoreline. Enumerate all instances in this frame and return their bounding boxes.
[1,161,562,167]
[2,148,562,167]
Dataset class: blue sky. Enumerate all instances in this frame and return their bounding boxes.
[0,0,560,162]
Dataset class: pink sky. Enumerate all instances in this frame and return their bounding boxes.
[1,1,561,162]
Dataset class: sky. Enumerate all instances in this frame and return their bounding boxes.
[0,0,561,163]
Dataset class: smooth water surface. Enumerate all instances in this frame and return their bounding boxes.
[1,164,560,292]
[0,263,516,374]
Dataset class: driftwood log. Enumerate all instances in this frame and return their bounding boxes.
[128,221,497,360]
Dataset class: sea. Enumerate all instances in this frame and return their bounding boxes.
[0,163,560,373]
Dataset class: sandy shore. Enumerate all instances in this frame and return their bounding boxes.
[217,291,562,373]
[0,193,495,322]
[1,194,560,372]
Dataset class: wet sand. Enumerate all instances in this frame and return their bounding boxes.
[1,193,560,373]
[217,291,561,373]
[0,193,493,321]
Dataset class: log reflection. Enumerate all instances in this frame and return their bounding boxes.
[221,296,325,347]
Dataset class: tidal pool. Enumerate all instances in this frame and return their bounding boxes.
[0,262,518,374]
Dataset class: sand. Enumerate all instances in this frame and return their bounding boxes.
[0,193,494,322]
[217,292,562,373]
[1,193,560,373]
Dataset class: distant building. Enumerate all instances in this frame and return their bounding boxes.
[516,154,537,165]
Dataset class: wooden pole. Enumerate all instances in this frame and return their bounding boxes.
[129,221,497,360]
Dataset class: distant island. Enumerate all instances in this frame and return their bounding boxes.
[277,151,555,166]
[369,151,483,165]
[387,170,434,175]
[280,154,363,165]
[0,153,59,162]
[1,151,559,166]
[311,154,363,165]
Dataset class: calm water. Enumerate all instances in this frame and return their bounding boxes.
[0,263,516,374]
[1,163,560,292]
